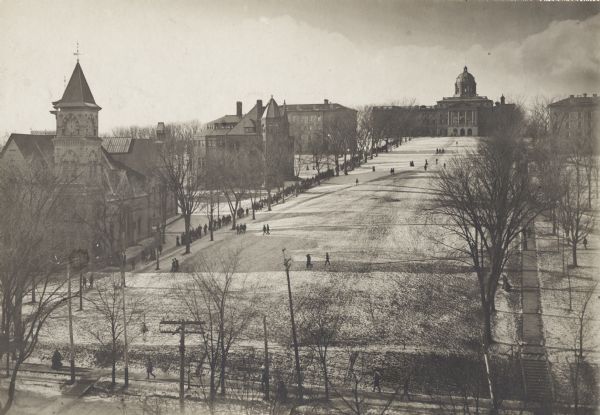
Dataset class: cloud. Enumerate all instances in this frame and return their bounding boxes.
[0,4,597,135]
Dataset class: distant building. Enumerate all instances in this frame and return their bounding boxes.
[285,99,357,155]
[548,93,600,142]
[373,66,515,138]
[195,97,294,188]
[0,61,175,256]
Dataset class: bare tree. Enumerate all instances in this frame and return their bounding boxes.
[329,349,401,415]
[430,107,548,412]
[557,164,595,267]
[0,164,71,415]
[176,249,257,401]
[85,277,143,387]
[295,280,350,400]
[156,128,204,254]
[325,113,357,176]
[356,106,373,163]
[569,283,598,415]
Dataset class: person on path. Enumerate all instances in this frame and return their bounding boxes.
[583,237,588,249]
[306,254,313,269]
[263,225,267,235]
[372,166,375,172]
[174,258,180,272]
[176,236,180,247]
[146,359,156,379]
[89,273,94,288]
[260,365,268,393]
[436,158,438,165]
[325,252,330,266]
[266,224,270,235]
[373,370,382,393]
[355,178,359,186]
[83,275,87,289]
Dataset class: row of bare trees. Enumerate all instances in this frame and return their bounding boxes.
[0,164,73,415]
[528,96,597,266]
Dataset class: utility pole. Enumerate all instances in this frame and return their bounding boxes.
[79,270,83,311]
[160,320,203,412]
[120,251,129,387]
[67,260,76,384]
[263,315,270,401]
[282,249,303,402]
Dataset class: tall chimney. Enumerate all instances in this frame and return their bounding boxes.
[236,101,243,117]
[257,99,263,116]
[324,98,329,105]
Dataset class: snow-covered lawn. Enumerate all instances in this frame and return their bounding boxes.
[36,137,513,366]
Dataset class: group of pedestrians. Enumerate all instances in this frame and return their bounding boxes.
[305,252,330,269]
[435,147,445,154]
[262,224,271,235]
[170,257,180,272]
[236,223,247,234]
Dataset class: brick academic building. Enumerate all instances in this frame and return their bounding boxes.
[374,66,515,137]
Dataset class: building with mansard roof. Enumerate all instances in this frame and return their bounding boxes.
[0,61,175,258]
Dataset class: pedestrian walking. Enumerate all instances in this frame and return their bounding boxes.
[435,158,438,165]
[306,254,313,269]
[355,178,359,185]
[89,273,94,288]
[325,252,330,266]
[83,275,87,289]
[263,225,267,235]
[267,224,270,235]
[583,237,588,249]
[373,370,382,393]
[372,166,375,172]
[146,359,156,379]
[176,236,180,246]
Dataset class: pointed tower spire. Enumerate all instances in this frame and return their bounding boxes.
[52,61,101,110]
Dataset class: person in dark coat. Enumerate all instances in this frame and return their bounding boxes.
[373,370,382,392]
[263,225,267,235]
[146,359,156,379]
[325,252,330,266]
[306,254,313,269]
[176,236,180,247]
[266,224,270,235]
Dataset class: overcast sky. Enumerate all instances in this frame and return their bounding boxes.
[1,0,598,135]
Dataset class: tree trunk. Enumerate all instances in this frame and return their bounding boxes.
[572,242,578,267]
[111,348,116,386]
[184,214,191,254]
[267,189,272,211]
[343,153,348,174]
[0,357,22,415]
[209,362,216,402]
[335,155,340,176]
[322,354,329,400]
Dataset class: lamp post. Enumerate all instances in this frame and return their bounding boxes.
[282,249,303,402]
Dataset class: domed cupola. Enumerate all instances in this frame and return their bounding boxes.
[454,66,477,97]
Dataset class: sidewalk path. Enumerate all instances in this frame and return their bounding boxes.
[520,221,554,413]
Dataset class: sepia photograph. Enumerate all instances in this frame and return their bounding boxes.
[0,0,598,414]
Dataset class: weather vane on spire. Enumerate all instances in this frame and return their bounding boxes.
[73,41,83,62]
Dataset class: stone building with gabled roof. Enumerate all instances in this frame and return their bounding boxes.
[0,61,175,258]
[195,97,294,189]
